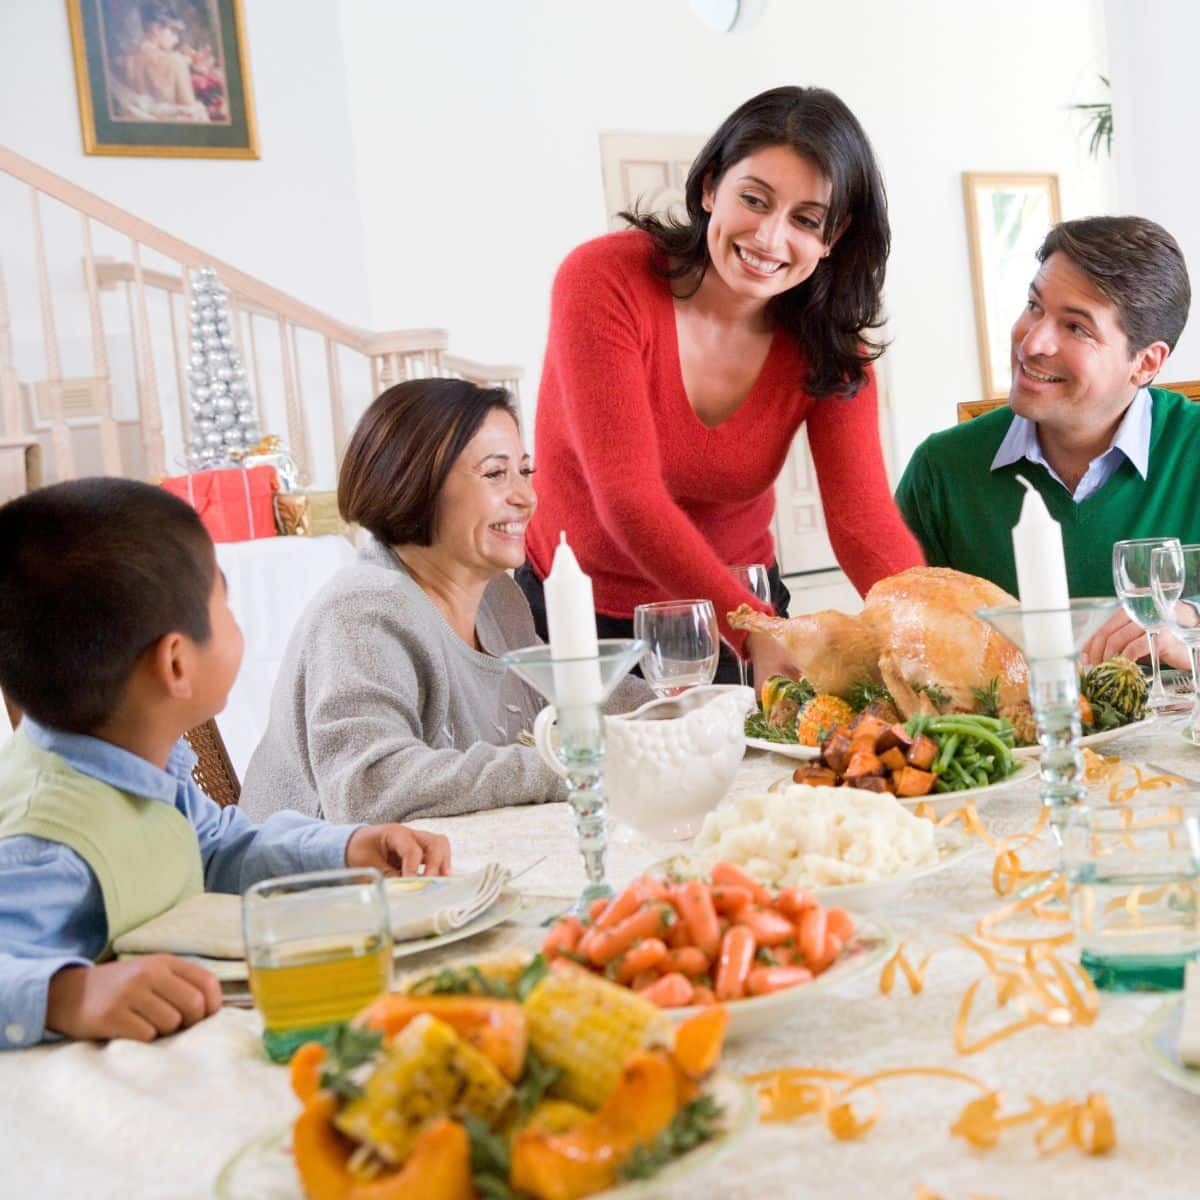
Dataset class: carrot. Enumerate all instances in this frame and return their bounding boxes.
[664,947,711,979]
[634,876,670,904]
[613,937,669,985]
[593,884,642,931]
[637,972,695,1008]
[676,881,721,959]
[630,970,661,991]
[710,884,753,916]
[714,925,756,1001]
[588,897,610,924]
[586,904,674,965]
[735,907,795,947]
[690,986,716,1006]
[774,887,816,918]
[710,862,772,907]
[746,966,813,996]
[810,931,844,974]
[796,906,828,968]
[825,907,855,943]
[668,917,693,949]
[541,916,583,960]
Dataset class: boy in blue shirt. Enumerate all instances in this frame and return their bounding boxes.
[0,478,450,1048]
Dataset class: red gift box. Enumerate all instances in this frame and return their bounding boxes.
[162,465,279,543]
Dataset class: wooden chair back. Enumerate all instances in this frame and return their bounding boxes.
[183,718,241,808]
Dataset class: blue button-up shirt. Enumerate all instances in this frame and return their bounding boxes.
[0,721,358,1049]
[990,387,1153,501]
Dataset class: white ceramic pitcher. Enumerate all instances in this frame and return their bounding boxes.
[532,684,755,841]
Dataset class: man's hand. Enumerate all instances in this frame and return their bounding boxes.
[45,955,221,1043]
[1082,611,1191,669]
[345,825,452,877]
[744,630,801,700]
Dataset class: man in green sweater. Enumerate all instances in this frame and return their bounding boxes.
[896,215,1200,667]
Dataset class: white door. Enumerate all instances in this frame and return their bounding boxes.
[598,132,886,576]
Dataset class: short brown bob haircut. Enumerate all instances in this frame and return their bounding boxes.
[1037,216,1191,355]
[339,378,519,547]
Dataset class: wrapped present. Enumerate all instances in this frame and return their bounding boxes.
[274,490,349,539]
[307,490,348,538]
[162,464,279,543]
[241,435,300,491]
[273,491,311,536]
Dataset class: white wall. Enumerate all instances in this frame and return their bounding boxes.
[1106,0,1200,380]
[340,0,1116,462]
[0,0,370,325]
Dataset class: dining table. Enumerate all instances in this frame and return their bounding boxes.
[3,721,1199,1199]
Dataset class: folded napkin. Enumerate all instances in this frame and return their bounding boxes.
[110,866,511,961]
[1180,960,1200,1067]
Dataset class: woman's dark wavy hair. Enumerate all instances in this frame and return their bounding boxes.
[621,86,890,399]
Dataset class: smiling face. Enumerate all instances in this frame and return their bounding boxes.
[1009,252,1166,434]
[431,409,535,576]
[701,144,837,304]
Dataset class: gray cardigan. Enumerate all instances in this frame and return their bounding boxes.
[239,538,570,823]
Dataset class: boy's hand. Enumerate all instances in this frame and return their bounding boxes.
[45,955,222,1043]
[345,825,452,877]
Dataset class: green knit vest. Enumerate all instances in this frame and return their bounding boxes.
[0,731,204,958]
[895,388,1200,597]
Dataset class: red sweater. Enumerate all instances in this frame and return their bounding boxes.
[526,231,923,649]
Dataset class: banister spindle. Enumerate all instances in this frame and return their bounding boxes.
[130,240,166,477]
[80,215,122,475]
[30,189,75,480]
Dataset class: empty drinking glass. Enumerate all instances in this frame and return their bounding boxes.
[1113,537,1189,715]
[729,563,771,689]
[633,599,719,698]
[1151,542,1200,744]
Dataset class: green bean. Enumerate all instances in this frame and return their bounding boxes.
[925,722,1015,774]
[934,733,960,774]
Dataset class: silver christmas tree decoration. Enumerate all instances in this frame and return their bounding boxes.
[184,266,262,470]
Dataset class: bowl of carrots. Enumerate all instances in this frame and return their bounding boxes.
[541,863,895,1040]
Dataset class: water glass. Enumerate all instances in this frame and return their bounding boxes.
[243,867,393,1063]
[729,563,771,689]
[1112,537,1188,715]
[633,599,719,698]
[1064,800,1200,991]
[1151,543,1200,744]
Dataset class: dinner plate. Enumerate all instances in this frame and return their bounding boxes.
[1012,717,1156,759]
[665,918,895,1041]
[1140,996,1200,1097]
[745,735,821,760]
[213,1069,757,1200]
[186,889,521,984]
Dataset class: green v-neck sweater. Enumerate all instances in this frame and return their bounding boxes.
[895,388,1200,598]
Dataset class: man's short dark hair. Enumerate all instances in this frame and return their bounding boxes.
[0,478,215,733]
[1037,216,1191,354]
[338,378,519,547]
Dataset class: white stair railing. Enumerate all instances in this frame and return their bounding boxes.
[0,146,522,489]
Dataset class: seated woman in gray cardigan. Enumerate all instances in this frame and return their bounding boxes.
[240,378,645,823]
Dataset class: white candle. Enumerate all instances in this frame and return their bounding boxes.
[1011,475,1073,663]
[544,532,603,707]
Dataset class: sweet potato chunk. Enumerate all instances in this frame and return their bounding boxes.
[848,713,890,752]
[876,723,912,755]
[906,734,938,771]
[892,766,937,797]
[844,751,885,780]
[879,747,907,772]
[846,776,890,793]
[793,764,839,787]
[820,726,854,775]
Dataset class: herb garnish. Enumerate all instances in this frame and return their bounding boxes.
[317,1024,383,1100]
[970,677,1001,718]
[618,1095,725,1181]
[410,954,550,1001]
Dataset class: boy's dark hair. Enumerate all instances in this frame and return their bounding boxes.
[621,85,891,400]
[339,378,519,547]
[1037,216,1191,354]
[0,478,215,733]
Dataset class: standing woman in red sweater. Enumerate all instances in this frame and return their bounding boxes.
[517,86,924,684]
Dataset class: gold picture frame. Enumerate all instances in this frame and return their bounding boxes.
[962,172,1061,400]
[67,0,259,159]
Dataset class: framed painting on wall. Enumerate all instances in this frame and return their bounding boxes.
[962,172,1061,399]
[67,0,259,158]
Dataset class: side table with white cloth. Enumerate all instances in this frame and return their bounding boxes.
[4,725,1200,1199]
[214,535,357,778]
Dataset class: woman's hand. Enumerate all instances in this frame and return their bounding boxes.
[345,825,452,876]
[1082,612,1191,670]
[744,630,802,699]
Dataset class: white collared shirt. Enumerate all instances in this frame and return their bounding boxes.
[989,388,1153,501]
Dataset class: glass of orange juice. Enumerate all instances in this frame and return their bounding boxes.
[242,867,392,1063]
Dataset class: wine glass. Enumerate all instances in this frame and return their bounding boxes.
[729,563,771,689]
[633,599,719,698]
[1150,543,1200,744]
[1112,537,1190,715]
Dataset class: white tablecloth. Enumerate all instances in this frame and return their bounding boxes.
[214,535,357,778]
[4,723,1200,1199]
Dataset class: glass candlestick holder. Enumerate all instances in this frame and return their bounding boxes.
[976,599,1119,832]
[501,638,643,913]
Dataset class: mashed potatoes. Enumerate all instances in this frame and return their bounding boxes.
[691,785,938,888]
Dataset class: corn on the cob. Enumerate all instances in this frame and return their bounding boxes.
[334,1013,513,1164]
[521,961,671,1109]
